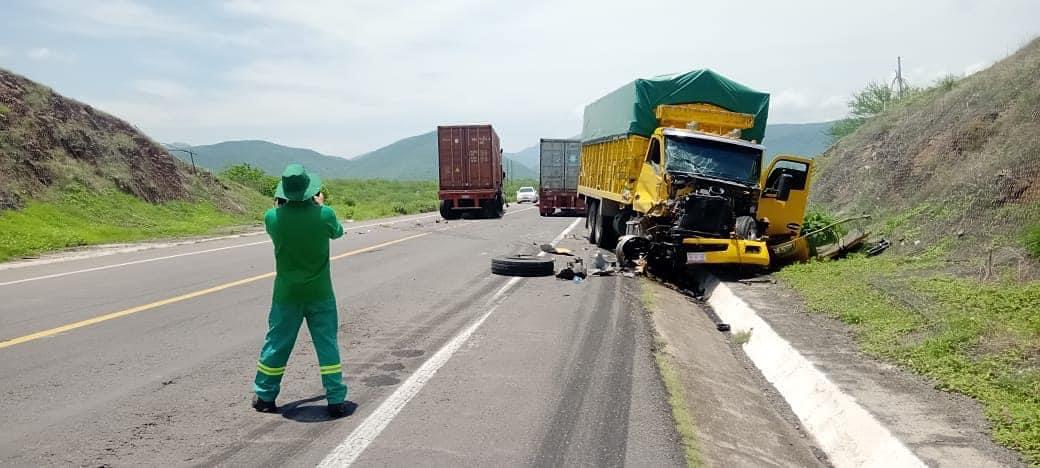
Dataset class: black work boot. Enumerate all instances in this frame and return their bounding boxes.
[327,401,358,418]
[252,395,277,413]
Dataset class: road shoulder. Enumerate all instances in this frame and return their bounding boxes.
[640,279,826,467]
[722,276,1025,467]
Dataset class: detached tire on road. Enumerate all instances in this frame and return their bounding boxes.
[491,255,554,277]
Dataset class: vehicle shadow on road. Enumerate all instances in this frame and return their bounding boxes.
[278,395,338,423]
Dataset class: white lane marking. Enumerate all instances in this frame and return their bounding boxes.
[317,217,582,467]
[0,211,467,287]
[0,240,270,287]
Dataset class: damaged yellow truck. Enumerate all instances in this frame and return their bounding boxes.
[578,69,814,271]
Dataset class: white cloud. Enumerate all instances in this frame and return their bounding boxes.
[963,61,990,76]
[133,80,194,99]
[36,0,254,46]
[33,0,1038,155]
[25,47,71,62]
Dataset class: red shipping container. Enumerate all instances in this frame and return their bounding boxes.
[437,125,505,219]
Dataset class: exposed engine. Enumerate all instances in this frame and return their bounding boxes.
[667,175,758,238]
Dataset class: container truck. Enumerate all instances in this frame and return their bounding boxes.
[538,138,586,216]
[577,69,814,271]
[437,124,506,219]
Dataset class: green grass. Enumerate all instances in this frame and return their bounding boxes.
[641,282,703,467]
[0,187,265,262]
[655,350,704,467]
[1025,223,1040,258]
[777,255,1040,464]
[322,179,439,220]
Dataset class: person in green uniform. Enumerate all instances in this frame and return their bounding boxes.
[252,164,353,418]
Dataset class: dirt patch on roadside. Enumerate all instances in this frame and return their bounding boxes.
[640,279,827,467]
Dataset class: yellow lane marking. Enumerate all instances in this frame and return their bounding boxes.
[0,233,429,350]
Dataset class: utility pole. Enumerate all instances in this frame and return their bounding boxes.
[167,147,198,175]
[892,56,909,98]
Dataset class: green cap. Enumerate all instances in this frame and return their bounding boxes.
[274,164,322,201]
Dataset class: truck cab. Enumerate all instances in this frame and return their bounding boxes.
[625,116,813,267]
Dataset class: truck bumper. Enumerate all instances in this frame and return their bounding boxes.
[539,189,587,215]
[439,190,498,210]
[681,238,771,267]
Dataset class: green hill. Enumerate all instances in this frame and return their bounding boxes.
[764,121,834,159]
[778,37,1040,464]
[176,133,537,181]
[0,68,266,261]
[177,140,356,179]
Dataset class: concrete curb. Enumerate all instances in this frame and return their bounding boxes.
[702,275,926,468]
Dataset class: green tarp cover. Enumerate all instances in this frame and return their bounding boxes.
[581,69,770,143]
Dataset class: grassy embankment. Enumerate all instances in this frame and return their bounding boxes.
[0,160,541,262]
[0,183,269,262]
[777,224,1040,464]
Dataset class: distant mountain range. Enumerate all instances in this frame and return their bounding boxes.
[763,121,835,159]
[169,121,833,181]
[168,132,538,180]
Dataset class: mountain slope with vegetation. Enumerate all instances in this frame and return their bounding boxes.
[780,38,1040,464]
[764,121,834,159]
[0,68,266,261]
[176,133,538,180]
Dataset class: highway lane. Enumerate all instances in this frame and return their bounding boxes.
[0,205,682,466]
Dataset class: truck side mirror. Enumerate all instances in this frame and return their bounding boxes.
[777,173,794,201]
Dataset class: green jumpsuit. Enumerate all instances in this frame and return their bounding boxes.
[254,201,347,404]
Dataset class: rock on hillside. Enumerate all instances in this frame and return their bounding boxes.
[0,68,198,210]
[810,38,1040,251]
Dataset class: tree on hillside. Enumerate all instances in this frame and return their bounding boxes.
[830,81,907,140]
[849,81,897,119]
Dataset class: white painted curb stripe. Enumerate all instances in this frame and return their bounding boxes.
[318,217,582,467]
[703,275,925,468]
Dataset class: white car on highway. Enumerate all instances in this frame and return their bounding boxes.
[515,186,538,203]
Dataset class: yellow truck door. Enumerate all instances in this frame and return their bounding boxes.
[633,135,668,214]
[757,155,812,238]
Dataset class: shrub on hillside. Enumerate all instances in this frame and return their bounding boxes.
[1025,223,1040,258]
[801,207,847,248]
[221,164,277,198]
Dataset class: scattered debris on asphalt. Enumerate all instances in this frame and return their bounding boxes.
[539,244,574,256]
[491,255,555,277]
[556,258,587,280]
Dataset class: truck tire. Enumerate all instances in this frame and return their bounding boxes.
[735,215,758,240]
[587,199,599,245]
[595,206,618,249]
[440,200,461,220]
[491,255,554,277]
[483,195,505,219]
[596,216,617,248]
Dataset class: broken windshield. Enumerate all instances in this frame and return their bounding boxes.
[664,135,762,185]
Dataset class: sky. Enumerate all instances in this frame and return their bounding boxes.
[1,0,1038,156]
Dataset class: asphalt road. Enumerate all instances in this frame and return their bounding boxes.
[0,205,683,467]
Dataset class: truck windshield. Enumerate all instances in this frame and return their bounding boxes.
[664,135,761,185]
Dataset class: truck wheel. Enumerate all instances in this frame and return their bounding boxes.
[491,255,554,277]
[596,215,617,249]
[587,200,599,245]
[492,195,505,218]
[595,205,618,249]
[735,216,758,240]
[440,200,461,220]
